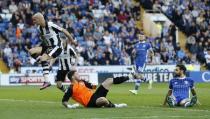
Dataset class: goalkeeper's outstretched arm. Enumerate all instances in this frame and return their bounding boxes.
[61,86,79,109]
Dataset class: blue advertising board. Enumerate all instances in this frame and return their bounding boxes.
[189,71,210,83]
[98,72,174,83]
[98,71,210,83]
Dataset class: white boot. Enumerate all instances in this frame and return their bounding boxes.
[115,103,127,108]
[129,90,138,95]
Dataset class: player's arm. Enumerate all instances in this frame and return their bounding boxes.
[163,80,173,106]
[149,48,154,58]
[69,46,78,66]
[62,86,72,107]
[190,88,198,105]
[190,88,197,103]
[190,80,197,99]
[191,88,196,96]
[81,80,96,89]
[62,85,79,109]
[62,29,77,45]
[163,89,172,106]
[51,22,77,45]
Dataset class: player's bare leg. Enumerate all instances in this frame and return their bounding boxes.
[40,60,51,90]
[127,66,144,95]
[96,97,127,108]
[26,47,51,90]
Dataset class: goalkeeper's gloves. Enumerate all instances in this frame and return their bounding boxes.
[189,95,197,107]
[191,95,198,101]
[67,103,80,109]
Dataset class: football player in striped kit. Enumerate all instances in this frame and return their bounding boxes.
[54,39,78,92]
[27,12,76,90]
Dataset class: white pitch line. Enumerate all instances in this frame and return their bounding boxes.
[0,98,60,104]
[0,98,210,113]
[89,115,210,119]
[134,105,210,112]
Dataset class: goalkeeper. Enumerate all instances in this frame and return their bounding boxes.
[163,64,198,107]
[62,70,142,109]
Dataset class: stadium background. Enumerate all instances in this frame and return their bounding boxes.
[0,0,209,119]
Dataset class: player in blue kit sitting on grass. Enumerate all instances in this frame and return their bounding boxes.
[163,64,198,107]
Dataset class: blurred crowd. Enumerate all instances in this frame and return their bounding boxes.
[0,0,209,72]
[140,0,210,70]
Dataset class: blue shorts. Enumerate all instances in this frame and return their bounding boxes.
[175,96,188,104]
[135,63,146,73]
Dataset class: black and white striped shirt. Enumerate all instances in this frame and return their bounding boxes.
[58,44,77,70]
[39,21,63,47]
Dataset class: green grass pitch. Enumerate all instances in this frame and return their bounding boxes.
[0,83,210,119]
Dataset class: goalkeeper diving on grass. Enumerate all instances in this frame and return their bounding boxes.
[62,70,142,109]
[163,64,198,107]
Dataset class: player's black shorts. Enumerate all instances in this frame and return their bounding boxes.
[48,46,62,58]
[55,70,69,82]
[87,85,108,107]
[40,43,49,55]
[41,43,62,58]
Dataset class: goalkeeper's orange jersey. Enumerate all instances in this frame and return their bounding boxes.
[71,81,94,107]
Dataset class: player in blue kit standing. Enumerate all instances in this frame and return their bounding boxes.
[163,64,198,107]
[129,34,154,95]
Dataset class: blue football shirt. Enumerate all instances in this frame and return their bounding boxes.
[169,77,194,100]
[134,41,152,72]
